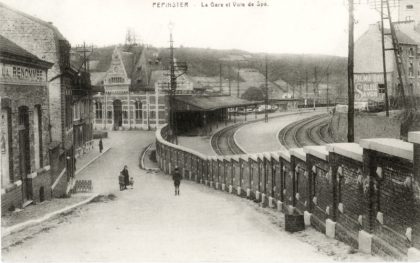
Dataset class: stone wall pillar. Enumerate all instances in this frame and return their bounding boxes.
[408,132,420,251]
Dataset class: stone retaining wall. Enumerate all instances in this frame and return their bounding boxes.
[156,125,420,260]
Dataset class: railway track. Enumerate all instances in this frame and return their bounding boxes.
[211,111,335,155]
[279,114,334,149]
[211,123,246,155]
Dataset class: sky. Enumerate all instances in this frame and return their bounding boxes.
[1,0,389,57]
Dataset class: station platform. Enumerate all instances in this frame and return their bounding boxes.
[177,108,328,155]
[235,110,327,153]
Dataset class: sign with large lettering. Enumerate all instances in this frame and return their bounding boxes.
[354,73,391,102]
[0,62,47,85]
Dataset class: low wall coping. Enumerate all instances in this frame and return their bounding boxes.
[408,131,420,145]
[327,143,363,162]
[249,154,259,162]
[290,148,306,162]
[271,152,280,160]
[279,150,291,162]
[230,155,240,162]
[359,138,413,162]
[239,154,249,162]
[304,145,329,161]
[155,125,207,160]
[262,152,272,160]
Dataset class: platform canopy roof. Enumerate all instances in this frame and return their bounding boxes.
[173,95,258,112]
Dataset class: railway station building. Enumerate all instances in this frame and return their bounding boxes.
[91,46,194,131]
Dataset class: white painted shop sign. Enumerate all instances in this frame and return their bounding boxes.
[0,63,46,84]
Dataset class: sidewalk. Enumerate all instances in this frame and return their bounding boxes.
[1,140,110,237]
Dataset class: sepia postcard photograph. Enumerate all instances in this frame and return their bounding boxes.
[0,0,420,262]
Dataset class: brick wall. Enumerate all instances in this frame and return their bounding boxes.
[330,152,365,248]
[292,156,309,215]
[368,150,415,257]
[282,158,294,210]
[307,154,334,233]
[0,5,63,143]
[156,126,420,260]
[29,169,52,204]
[1,183,23,215]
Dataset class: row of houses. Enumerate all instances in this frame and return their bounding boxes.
[0,3,93,214]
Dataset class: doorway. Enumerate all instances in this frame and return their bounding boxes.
[18,106,32,201]
[113,100,122,130]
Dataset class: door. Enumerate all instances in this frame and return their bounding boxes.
[18,106,31,201]
[113,100,122,129]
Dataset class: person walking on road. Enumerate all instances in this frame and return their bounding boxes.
[121,165,130,190]
[172,166,182,196]
[99,138,103,153]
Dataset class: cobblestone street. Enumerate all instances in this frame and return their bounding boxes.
[2,131,385,262]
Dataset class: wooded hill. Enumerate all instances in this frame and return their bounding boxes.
[158,47,348,99]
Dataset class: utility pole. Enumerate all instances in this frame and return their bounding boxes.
[313,67,317,110]
[380,0,390,117]
[237,62,240,98]
[169,23,177,144]
[326,71,330,111]
[347,0,355,142]
[228,64,231,96]
[219,63,222,95]
[265,55,268,123]
[305,70,308,107]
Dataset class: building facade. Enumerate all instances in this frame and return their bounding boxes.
[0,35,53,214]
[91,46,194,131]
[0,3,93,197]
[354,22,420,108]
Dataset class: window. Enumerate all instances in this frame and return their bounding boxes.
[409,83,414,95]
[409,62,414,77]
[108,77,125,83]
[95,102,103,119]
[418,62,420,77]
[409,48,415,57]
[406,4,414,9]
[135,101,142,120]
[35,105,43,168]
[378,84,385,94]
[1,107,13,185]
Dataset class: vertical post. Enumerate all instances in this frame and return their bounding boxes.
[313,67,317,110]
[219,63,222,94]
[380,0,390,117]
[104,92,107,129]
[265,55,268,123]
[127,91,131,129]
[237,62,240,98]
[347,0,355,142]
[327,71,330,111]
[305,71,309,107]
[228,64,231,96]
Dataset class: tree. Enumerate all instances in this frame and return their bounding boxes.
[241,87,264,101]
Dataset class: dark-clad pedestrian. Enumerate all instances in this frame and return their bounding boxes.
[99,138,103,153]
[121,165,129,190]
[172,166,182,196]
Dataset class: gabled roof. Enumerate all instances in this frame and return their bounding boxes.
[121,51,135,77]
[0,35,52,69]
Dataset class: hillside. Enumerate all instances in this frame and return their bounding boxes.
[158,47,348,99]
